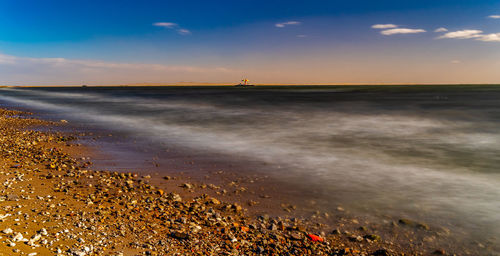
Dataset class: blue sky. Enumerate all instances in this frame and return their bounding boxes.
[1,0,500,85]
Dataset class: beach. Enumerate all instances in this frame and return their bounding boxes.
[0,107,436,255]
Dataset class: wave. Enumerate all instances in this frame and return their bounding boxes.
[1,88,499,242]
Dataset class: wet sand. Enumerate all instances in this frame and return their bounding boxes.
[0,107,484,255]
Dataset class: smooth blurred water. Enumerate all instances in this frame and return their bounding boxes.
[1,85,499,249]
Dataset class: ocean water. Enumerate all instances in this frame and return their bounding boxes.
[1,85,499,251]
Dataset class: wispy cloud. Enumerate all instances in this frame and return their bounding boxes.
[434,27,448,32]
[296,34,307,38]
[371,24,425,35]
[371,24,398,29]
[380,28,426,35]
[451,60,461,64]
[177,29,191,35]
[0,53,232,73]
[153,22,178,28]
[0,53,235,85]
[488,15,500,19]
[438,30,483,39]
[153,22,191,35]
[477,33,500,42]
[275,21,301,28]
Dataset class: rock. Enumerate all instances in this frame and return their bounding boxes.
[191,225,202,233]
[258,215,269,222]
[332,229,341,235]
[349,235,363,242]
[12,232,23,242]
[228,234,237,243]
[307,234,324,242]
[417,223,430,230]
[398,218,414,226]
[28,234,42,245]
[38,228,48,236]
[7,194,19,201]
[172,231,189,240]
[269,223,278,231]
[69,249,87,256]
[372,249,390,256]
[166,193,182,202]
[180,183,193,189]
[290,231,303,240]
[278,221,286,230]
[364,234,381,241]
[0,213,11,220]
[247,200,258,206]
[2,228,13,234]
[433,249,446,255]
[208,197,220,205]
[232,203,242,212]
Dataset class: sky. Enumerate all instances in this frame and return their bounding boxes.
[1,0,500,85]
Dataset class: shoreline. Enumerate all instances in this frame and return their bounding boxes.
[0,107,482,255]
[2,84,500,88]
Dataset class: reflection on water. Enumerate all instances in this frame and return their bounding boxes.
[1,85,499,249]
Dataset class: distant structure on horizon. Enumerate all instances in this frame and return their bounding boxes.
[235,78,254,87]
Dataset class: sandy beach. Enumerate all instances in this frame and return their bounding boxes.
[0,107,452,255]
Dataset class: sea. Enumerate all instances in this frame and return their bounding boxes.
[0,85,499,253]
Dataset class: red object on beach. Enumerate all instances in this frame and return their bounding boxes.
[307,234,324,242]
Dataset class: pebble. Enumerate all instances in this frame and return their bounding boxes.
[180,183,193,189]
[12,232,24,242]
[172,231,189,240]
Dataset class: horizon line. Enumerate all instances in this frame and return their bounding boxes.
[1,83,500,87]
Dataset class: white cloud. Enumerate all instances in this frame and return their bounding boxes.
[153,22,178,28]
[380,28,426,35]
[488,15,500,19]
[177,29,191,35]
[371,24,398,29]
[437,29,500,43]
[153,22,191,35]
[438,30,483,39]
[434,27,448,32]
[275,21,301,28]
[477,33,500,42]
